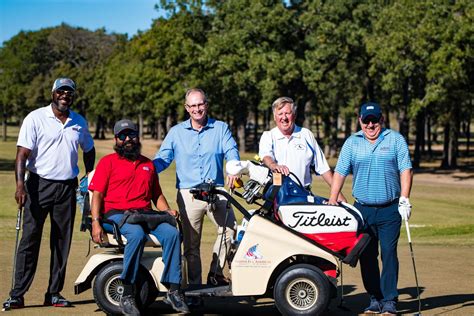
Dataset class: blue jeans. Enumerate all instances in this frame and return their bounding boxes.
[107,214,182,285]
[355,201,401,302]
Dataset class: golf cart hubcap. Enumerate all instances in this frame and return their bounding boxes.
[286,278,317,310]
[105,276,123,306]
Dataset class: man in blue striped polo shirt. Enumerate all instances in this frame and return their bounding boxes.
[328,102,413,315]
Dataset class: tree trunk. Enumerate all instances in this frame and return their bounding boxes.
[440,114,458,169]
[344,115,351,140]
[263,108,271,131]
[322,113,331,157]
[303,99,312,130]
[413,112,424,168]
[450,112,459,168]
[253,107,259,152]
[2,109,7,142]
[94,115,106,139]
[329,111,338,158]
[466,120,471,156]
[426,114,433,158]
[315,115,321,140]
[234,107,247,153]
[398,79,410,139]
[138,113,144,139]
[384,108,391,130]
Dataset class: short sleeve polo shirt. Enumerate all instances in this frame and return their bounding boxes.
[17,105,94,180]
[259,125,330,186]
[89,153,161,213]
[335,128,412,205]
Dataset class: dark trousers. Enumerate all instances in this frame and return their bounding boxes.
[355,200,401,302]
[10,173,77,298]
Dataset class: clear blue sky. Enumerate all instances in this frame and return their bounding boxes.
[0,0,164,45]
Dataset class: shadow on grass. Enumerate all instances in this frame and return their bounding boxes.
[0,158,15,171]
[413,165,474,175]
[330,285,473,315]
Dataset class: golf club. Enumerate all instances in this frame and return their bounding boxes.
[405,219,422,315]
[3,207,23,311]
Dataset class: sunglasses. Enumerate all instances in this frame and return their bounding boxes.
[55,89,75,96]
[116,131,138,141]
[362,116,381,125]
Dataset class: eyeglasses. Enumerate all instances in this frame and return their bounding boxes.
[116,131,138,141]
[185,102,207,110]
[362,116,380,125]
[55,89,75,96]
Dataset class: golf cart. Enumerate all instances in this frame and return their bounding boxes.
[74,161,370,315]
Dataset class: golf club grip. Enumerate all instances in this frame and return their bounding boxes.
[16,207,23,230]
[404,220,412,243]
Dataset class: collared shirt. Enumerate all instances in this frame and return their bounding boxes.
[335,128,412,205]
[17,104,94,180]
[89,153,161,213]
[153,118,240,189]
[259,125,330,186]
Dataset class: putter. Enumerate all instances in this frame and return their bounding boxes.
[3,207,23,311]
[405,220,422,315]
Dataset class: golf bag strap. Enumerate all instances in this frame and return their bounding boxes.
[261,184,281,214]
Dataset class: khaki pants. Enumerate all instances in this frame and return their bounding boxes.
[177,188,236,284]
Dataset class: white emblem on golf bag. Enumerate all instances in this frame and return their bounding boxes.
[278,204,362,234]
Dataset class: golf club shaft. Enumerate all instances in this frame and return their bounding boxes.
[11,207,23,291]
[405,220,421,314]
[404,219,412,243]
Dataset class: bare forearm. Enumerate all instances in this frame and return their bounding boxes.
[15,147,31,205]
[262,156,276,169]
[155,194,171,212]
[328,172,346,204]
[321,170,334,187]
[91,190,104,243]
[400,169,413,198]
[15,147,30,184]
[322,171,347,202]
[263,156,289,175]
[91,191,104,219]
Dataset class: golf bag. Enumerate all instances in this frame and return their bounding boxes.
[265,176,370,265]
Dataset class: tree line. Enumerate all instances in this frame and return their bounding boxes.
[0,0,472,169]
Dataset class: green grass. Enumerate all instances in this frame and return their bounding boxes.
[0,130,473,247]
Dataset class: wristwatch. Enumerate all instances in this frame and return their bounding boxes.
[92,217,100,222]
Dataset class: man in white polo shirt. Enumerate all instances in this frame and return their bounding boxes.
[259,96,345,201]
[3,78,95,310]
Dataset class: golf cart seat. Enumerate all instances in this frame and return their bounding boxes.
[79,170,161,249]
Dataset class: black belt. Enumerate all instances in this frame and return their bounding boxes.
[357,198,399,208]
[29,172,77,184]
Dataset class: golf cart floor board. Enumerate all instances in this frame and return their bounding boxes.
[184,285,233,297]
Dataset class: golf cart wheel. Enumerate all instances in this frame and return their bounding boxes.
[274,264,330,316]
[93,261,156,315]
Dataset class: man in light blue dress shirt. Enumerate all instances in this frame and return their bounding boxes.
[154,88,240,293]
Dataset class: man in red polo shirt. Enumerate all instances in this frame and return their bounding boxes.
[89,119,189,315]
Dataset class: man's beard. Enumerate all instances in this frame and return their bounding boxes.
[114,141,142,161]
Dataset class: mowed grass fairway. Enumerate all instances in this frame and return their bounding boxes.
[0,129,473,315]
